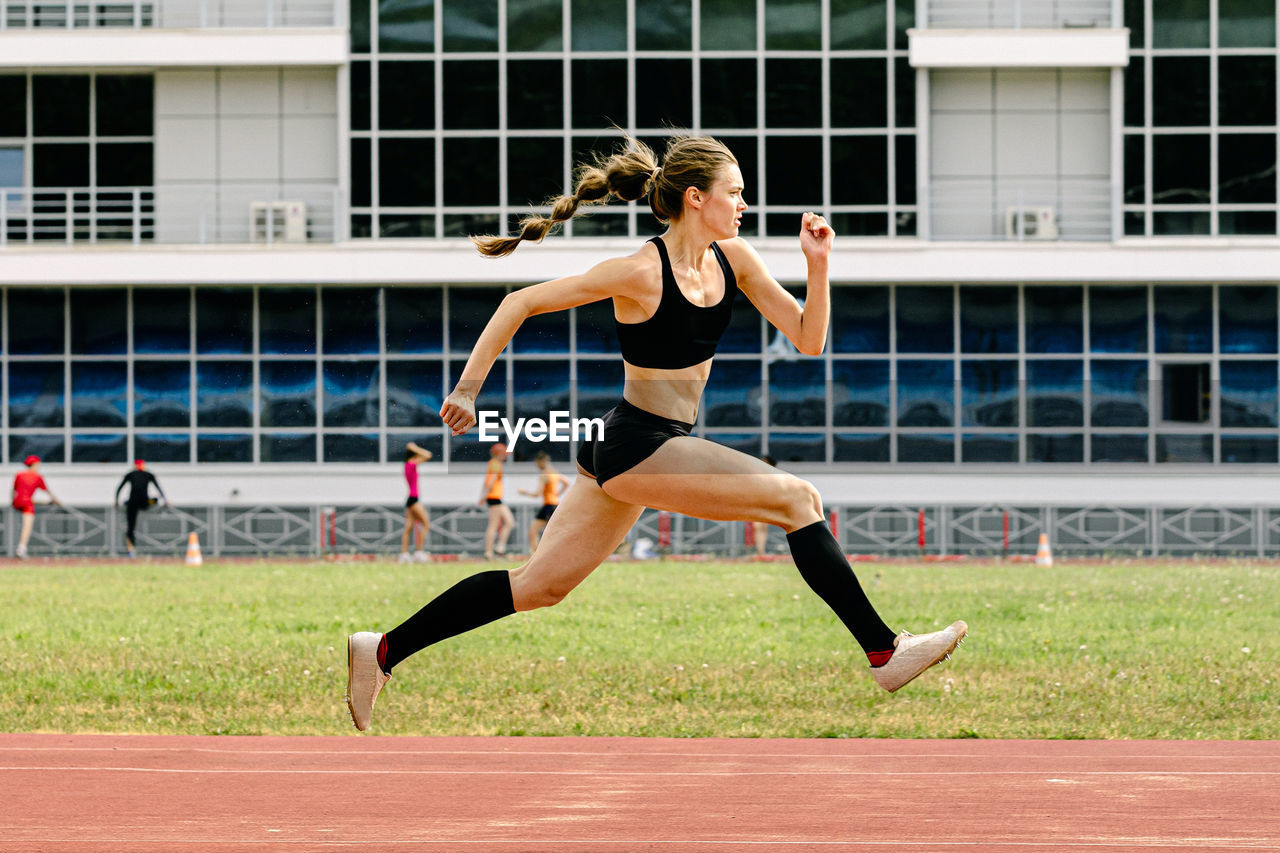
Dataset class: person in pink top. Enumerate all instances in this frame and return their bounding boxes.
[12,455,61,559]
[399,442,433,563]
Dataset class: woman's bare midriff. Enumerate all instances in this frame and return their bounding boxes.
[620,358,713,423]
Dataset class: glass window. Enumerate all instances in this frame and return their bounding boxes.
[351,0,371,52]
[507,62,562,131]
[70,362,127,427]
[323,361,379,428]
[897,360,953,427]
[1219,134,1276,204]
[512,361,571,445]
[442,61,498,130]
[324,433,380,463]
[1124,135,1145,204]
[386,431,444,463]
[896,286,953,353]
[1027,360,1084,427]
[895,58,915,128]
[1219,286,1277,353]
[766,60,822,130]
[70,288,126,354]
[196,362,252,427]
[834,433,890,462]
[963,434,1017,463]
[1157,434,1211,463]
[399,215,450,239]
[449,286,506,353]
[260,288,316,355]
[33,142,89,187]
[351,61,370,131]
[386,286,444,353]
[1089,286,1147,353]
[704,361,762,427]
[1219,57,1276,126]
[1091,360,1149,427]
[378,0,432,51]
[1026,286,1082,353]
[134,361,190,428]
[575,359,624,419]
[1153,210,1211,235]
[97,142,152,188]
[95,75,152,136]
[896,135,917,207]
[832,360,889,427]
[0,146,22,188]
[0,76,26,137]
[831,0,886,49]
[961,360,1018,427]
[831,137,887,205]
[1124,0,1143,47]
[832,286,888,353]
[1091,433,1148,462]
[442,0,496,51]
[1152,0,1209,47]
[351,138,371,208]
[135,433,189,463]
[33,76,89,137]
[574,301,620,355]
[636,0,691,50]
[769,360,825,426]
[719,291,763,354]
[959,287,1017,354]
[512,306,570,353]
[72,433,126,464]
[260,361,317,428]
[132,288,190,355]
[379,138,435,206]
[1152,134,1209,203]
[765,0,821,49]
[7,288,64,355]
[386,360,444,427]
[322,288,379,355]
[701,0,755,49]
[1219,0,1276,47]
[701,59,757,130]
[508,0,562,51]
[445,137,500,205]
[1220,212,1276,237]
[898,434,953,463]
[830,60,886,128]
[1152,57,1208,126]
[196,288,252,354]
[636,60,693,129]
[1154,286,1211,353]
[262,433,316,463]
[1221,435,1278,463]
[7,362,64,428]
[1220,361,1278,428]
[1124,63,1144,127]
[765,136,822,207]
[197,433,252,463]
[9,434,65,464]
[379,62,434,131]
[571,0,625,50]
[769,433,825,462]
[1028,434,1083,463]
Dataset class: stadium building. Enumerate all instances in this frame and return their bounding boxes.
[2,0,1279,557]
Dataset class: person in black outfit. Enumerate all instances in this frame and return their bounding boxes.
[115,459,166,558]
[345,135,967,731]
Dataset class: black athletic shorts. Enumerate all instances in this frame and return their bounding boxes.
[536,504,557,521]
[405,496,419,509]
[486,498,503,507]
[576,399,693,487]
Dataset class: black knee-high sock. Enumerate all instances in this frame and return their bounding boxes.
[786,521,897,659]
[380,570,515,673]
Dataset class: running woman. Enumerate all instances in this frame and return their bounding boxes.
[115,459,166,558]
[480,442,515,561]
[518,451,567,554]
[399,442,433,563]
[347,135,967,731]
[12,455,60,559]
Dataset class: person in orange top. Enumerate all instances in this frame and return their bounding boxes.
[480,443,515,560]
[12,455,61,559]
[518,451,568,554]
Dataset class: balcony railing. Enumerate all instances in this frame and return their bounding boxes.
[926,178,1114,241]
[922,0,1116,29]
[0,184,340,246]
[0,0,338,29]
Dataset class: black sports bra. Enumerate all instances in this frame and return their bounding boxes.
[615,237,737,369]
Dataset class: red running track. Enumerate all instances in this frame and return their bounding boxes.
[1,735,1277,852]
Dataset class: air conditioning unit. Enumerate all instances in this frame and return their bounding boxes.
[1004,206,1058,240]
[250,200,308,243]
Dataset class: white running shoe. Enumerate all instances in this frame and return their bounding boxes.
[412,550,429,562]
[870,620,968,693]
[346,632,391,731]
[397,552,412,563]
[15,544,27,559]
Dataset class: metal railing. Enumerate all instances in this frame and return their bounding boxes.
[926,178,1113,242]
[0,0,338,29]
[0,184,340,246]
[922,0,1115,28]
[8,503,1280,559]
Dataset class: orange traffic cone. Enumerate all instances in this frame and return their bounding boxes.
[1034,533,1053,568]
[185,531,203,566]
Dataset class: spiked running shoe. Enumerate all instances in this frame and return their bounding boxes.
[346,632,391,731]
[870,620,968,693]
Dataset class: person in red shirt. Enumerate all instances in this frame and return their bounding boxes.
[12,455,60,559]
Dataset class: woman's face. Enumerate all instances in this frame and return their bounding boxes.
[697,164,748,237]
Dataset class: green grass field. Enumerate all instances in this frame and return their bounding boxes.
[0,555,1274,738]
